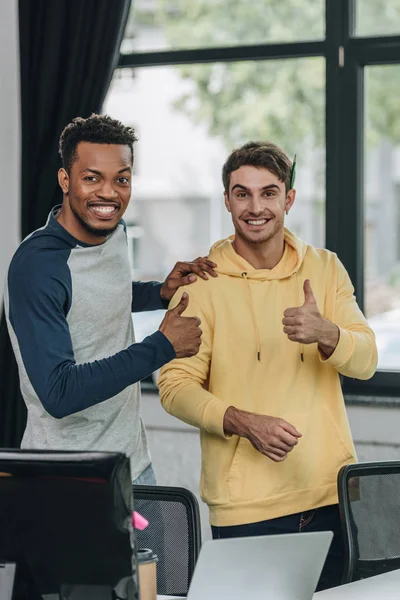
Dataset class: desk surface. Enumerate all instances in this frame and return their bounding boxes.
[313,568,400,599]
[157,569,400,599]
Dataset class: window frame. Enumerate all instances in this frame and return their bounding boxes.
[116,0,400,398]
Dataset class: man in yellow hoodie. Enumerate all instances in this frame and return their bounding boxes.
[158,141,377,590]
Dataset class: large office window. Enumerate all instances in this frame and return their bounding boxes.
[121,0,325,53]
[105,58,325,280]
[110,0,400,397]
[363,66,400,372]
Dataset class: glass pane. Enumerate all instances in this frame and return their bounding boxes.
[355,0,400,37]
[364,65,400,372]
[121,0,325,53]
[104,59,325,283]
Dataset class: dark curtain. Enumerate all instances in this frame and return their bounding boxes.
[0,0,131,447]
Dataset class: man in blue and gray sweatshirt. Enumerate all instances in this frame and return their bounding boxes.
[5,114,215,485]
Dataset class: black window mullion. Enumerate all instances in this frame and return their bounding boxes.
[325,0,345,259]
[349,36,400,65]
[326,0,364,305]
[117,41,325,69]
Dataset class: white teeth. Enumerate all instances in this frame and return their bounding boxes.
[92,206,116,214]
[248,219,267,225]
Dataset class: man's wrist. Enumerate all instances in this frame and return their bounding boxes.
[317,319,340,358]
[159,282,168,301]
[159,283,171,306]
[223,406,251,438]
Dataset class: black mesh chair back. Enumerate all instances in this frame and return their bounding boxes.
[133,485,202,596]
[338,461,400,584]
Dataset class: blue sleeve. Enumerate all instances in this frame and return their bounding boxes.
[7,251,175,419]
[132,281,169,312]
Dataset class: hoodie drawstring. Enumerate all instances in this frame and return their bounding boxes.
[294,272,304,362]
[241,271,304,364]
[242,272,262,361]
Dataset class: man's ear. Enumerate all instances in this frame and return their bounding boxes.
[58,168,70,195]
[224,192,231,213]
[285,188,296,214]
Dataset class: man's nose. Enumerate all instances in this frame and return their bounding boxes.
[248,196,263,214]
[97,182,118,200]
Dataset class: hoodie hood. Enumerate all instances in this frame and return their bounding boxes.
[208,228,308,362]
[208,228,307,280]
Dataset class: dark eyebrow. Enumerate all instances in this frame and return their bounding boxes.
[261,184,280,191]
[231,184,250,193]
[80,167,131,176]
[231,183,280,193]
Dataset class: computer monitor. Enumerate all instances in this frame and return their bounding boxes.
[0,450,139,599]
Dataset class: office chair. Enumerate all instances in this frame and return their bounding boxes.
[134,485,202,596]
[338,461,400,584]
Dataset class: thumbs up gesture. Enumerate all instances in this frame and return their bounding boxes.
[159,292,202,358]
[282,280,324,344]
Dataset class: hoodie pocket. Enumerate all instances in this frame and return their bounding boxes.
[226,410,355,504]
[297,404,355,491]
[226,412,308,503]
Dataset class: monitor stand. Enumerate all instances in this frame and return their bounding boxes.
[0,562,16,600]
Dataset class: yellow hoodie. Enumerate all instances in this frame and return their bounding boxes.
[158,230,377,527]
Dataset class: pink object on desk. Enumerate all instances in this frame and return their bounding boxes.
[132,511,149,530]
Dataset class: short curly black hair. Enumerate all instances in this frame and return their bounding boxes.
[59,113,138,172]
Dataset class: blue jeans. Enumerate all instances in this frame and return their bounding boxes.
[211,504,344,592]
[133,463,157,486]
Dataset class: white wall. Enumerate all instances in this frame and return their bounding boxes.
[0,0,20,302]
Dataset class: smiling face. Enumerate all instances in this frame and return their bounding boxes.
[57,142,132,244]
[225,165,295,248]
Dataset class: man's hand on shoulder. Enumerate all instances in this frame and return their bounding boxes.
[223,406,302,463]
[160,256,217,303]
[282,279,339,358]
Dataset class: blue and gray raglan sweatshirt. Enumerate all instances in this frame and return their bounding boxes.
[4,207,175,479]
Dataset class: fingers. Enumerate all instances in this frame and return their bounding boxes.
[172,292,189,316]
[270,430,299,453]
[279,420,302,438]
[267,451,288,462]
[194,257,217,267]
[185,315,202,331]
[189,264,209,280]
[282,315,302,338]
[189,260,218,280]
[273,438,297,453]
[174,259,218,281]
[280,430,300,447]
[287,334,299,342]
[283,326,296,336]
[172,268,206,285]
[283,307,298,318]
[201,263,218,277]
[282,316,299,326]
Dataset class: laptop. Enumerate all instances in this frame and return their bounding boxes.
[186,531,333,600]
